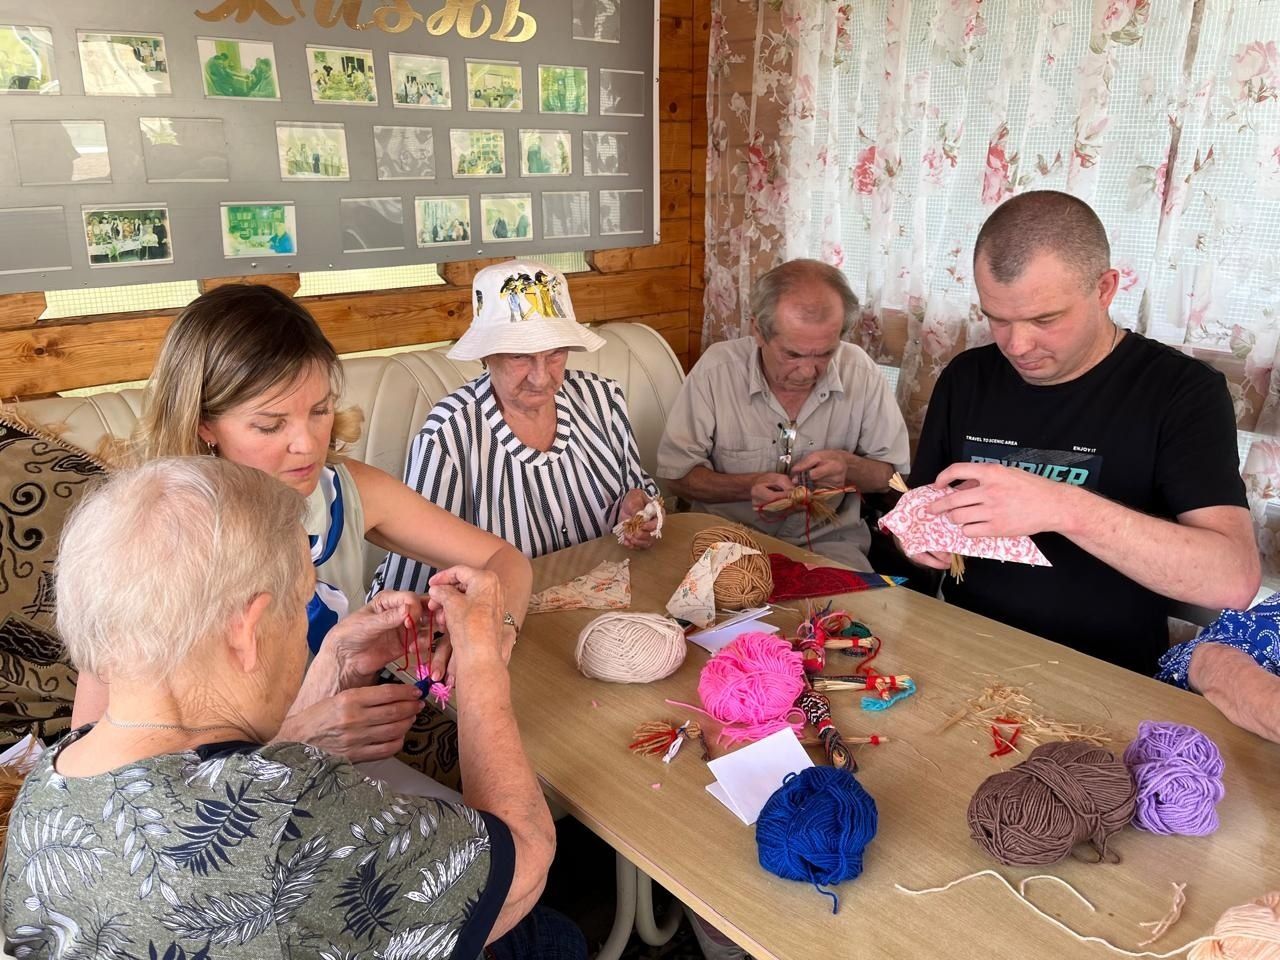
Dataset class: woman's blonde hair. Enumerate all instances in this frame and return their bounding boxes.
[133,284,362,462]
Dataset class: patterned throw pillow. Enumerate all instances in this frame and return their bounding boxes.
[0,411,106,746]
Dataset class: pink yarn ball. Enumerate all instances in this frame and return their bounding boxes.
[698,632,806,744]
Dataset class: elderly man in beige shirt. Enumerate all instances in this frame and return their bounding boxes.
[658,259,910,570]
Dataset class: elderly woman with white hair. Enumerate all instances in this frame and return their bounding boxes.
[372,259,660,596]
[0,457,583,959]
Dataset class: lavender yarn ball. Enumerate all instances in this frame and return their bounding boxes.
[1122,721,1225,837]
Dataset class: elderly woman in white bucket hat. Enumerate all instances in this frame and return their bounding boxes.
[372,260,660,599]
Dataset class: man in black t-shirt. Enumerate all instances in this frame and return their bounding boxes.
[906,191,1260,674]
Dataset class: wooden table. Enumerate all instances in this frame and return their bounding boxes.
[511,513,1280,959]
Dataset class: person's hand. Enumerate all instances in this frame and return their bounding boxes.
[789,450,851,488]
[323,590,428,688]
[928,462,1078,538]
[275,684,423,762]
[428,566,512,668]
[751,472,795,509]
[617,489,659,550]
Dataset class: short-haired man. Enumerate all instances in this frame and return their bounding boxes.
[658,259,910,569]
[907,190,1260,674]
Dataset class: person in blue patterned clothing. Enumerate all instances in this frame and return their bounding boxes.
[1,457,581,959]
[1156,594,1280,744]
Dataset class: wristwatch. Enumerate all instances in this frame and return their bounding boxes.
[502,611,520,640]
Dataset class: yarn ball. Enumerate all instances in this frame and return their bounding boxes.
[698,632,805,743]
[575,613,687,684]
[756,766,878,913]
[1188,892,1280,960]
[690,524,773,609]
[967,740,1136,866]
[1122,721,1226,836]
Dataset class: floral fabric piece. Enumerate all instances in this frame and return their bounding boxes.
[878,484,1051,568]
[666,543,762,628]
[528,559,631,614]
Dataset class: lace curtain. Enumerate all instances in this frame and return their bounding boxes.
[703,0,1280,572]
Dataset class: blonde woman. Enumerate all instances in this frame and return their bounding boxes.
[71,283,532,762]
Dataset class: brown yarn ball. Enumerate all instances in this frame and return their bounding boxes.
[967,740,1136,867]
[690,524,773,610]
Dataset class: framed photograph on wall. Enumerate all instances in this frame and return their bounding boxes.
[572,0,622,43]
[221,202,297,258]
[197,37,279,100]
[276,122,350,180]
[83,204,173,267]
[415,195,472,247]
[12,120,110,185]
[480,193,532,242]
[78,32,170,97]
[449,128,505,177]
[0,25,58,94]
[599,189,645,235]
[374,125,435,180]
[583,131,630,176]
[390,53,450,109]
[341,197,405,253]
[140,117,230,183]
[307,45,377,104]
[520,129,571,176]
[538,65,588,115]
[542,191,590,239]
[466,59,522,111]
[599,69,645,117]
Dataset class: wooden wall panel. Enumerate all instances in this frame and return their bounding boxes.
[1,1,712,399]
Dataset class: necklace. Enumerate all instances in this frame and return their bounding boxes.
[103,711,243,735]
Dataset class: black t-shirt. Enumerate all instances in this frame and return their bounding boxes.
[911,331,1247,674]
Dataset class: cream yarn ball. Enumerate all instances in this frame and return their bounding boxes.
[575,613,687,683]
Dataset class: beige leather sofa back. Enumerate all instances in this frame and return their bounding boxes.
[19,321,685,585]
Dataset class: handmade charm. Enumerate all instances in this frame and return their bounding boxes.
[879,477,1051,578]
[756,472,859,548]
[628,720,710,763]
[792,607,880,675]
[529,558,631,613]
[613,495,665,544]
[391,613,452,708]
[795,689,854,771]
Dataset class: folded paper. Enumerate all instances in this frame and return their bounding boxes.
[879,484,1051,567]
[529,559,631,614]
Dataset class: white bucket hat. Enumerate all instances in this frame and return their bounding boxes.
[447,259,606,362]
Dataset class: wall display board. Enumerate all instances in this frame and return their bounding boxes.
[0,1,659,294]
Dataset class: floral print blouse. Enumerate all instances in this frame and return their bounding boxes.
[0,730,513,959]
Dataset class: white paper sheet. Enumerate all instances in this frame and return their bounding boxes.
[0,734,42,772]
[688,615,780,654]
[704,728,813,825]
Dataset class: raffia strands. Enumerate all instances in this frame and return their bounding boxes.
[967,741,1136,866]
[698,631,806,745]
[575,613,687,684]
[1123,721,1226,837]
[690,524,773,609]
[1188,892,1280,960]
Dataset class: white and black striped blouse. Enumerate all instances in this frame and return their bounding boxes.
[370,369,658,596]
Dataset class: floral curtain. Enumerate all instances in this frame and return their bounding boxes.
[703,0,1280,572]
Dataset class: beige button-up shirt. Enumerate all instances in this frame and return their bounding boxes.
[657,337,910,569]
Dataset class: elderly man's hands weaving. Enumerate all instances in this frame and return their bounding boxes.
[430,565,516,666]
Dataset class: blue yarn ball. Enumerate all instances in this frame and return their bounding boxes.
[756,766,878,913]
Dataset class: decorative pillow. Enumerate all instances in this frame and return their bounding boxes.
[0,410,106,746]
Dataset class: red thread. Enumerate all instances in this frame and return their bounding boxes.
[989,717,1022,757]
[401,608,434,682]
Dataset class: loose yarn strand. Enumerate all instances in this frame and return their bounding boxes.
[895,870,1217,959]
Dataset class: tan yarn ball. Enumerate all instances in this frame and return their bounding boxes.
[1188,892,1280,960]
[690,524,773,610]
[575,613,688,683]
